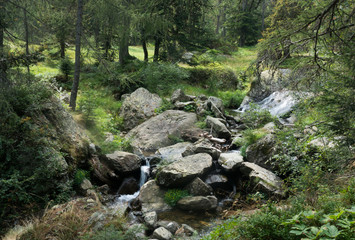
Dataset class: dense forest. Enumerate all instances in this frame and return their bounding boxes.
[0,0,354,239]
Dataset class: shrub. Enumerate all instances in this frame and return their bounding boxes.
[59,57,73,81]
[239,129,267,157]
[100,135,132,154]
[242,103,276,129]
[154,98,174,114]
[139,62,190,95]
[74,169,90,187]
[218,90,246,109]
[164,189,190,207]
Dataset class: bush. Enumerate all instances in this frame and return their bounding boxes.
[238,129,267,157]
[164,189,190,207]
[218,90,246,109]
[74,169,90,187]
[100,135,132,154]
[139,62,190,95]
[242,103,276,129]
[59,57,73,81]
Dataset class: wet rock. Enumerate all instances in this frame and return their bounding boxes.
[120,88,162,130]
[240,162,285,198]
[97,184,110,195]
[152,227,173,240]
[138,180,172,213]
[156,153,213,188]
[171,89,192,103]
[177,196,218,211]
[117,177,139,195]
[127,110,197,155]
[156,142,194,164]
[184,177,213,196]
[104,151,141,175]
[175,224,198,237]
[245,134,276,171]
[206,116,231,139]
[89,155,120,187]
[182,138,221,160]
[218,152,244,172]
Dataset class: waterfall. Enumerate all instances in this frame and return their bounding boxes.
[110,158,150,209]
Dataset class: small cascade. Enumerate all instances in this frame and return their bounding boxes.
[110,158,150,210]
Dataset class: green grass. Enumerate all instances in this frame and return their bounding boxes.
[220,46,258,72]
[129,45,155,61]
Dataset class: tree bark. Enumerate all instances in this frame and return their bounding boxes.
[60,39,66,58]
[153,36,161,62]
[23,7,30,74]
[261,0,266,31]
[119,15,130,66]
[215,0,222,34]
[70,0,83,111]
[142,38,148,62]
[0,0,7,85]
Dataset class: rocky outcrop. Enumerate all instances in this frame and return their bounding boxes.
[177,196,218,212]
[245,134,276,171]
[240,162,285,198]
[156,142,194,164]
[104,151,141,175]
[156,153,213,188]
[218,152,244,172]
[89,155,120,187]
[182,138,221,160]
[127,110,197,155]
[171,89,193,103]
[138,180,172,213]
[120,88,162,130]
[206,116,231,139]
[152,227,173,240]
[184,177,213,196]
[196,96,225,119]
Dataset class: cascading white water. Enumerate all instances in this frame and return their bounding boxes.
[110,158,150,210]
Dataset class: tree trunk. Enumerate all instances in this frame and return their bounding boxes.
[60,39,66,58]
[142,38,148,62]
[215,0,222,34]
[0,0,7,85]
[153,36,161,62]
[23,7,30,74]
[261,0,266,31]
[70,0,83,111]
[222,6,226,37]
[119,15,130,66]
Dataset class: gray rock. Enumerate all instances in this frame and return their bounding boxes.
[183,138,221,160]
[144,211,158,228]
[205,174,228,188]
[207,96,224,113]
[156,142,194,164]
[171,89,192,103]
[218,152,244,172]
[79,178,93,196]
[174,101,196,110]
[240,162,285,198]
[117,177,139,195]
[206,116,231,139]
[89,155,120,187]
[262,122,276,133]
[175,224,198,237]
[127,110,197,155]
[177,196,218,211]
[157,221,180,234]
[105,151,141,174]
[308,137,336,148]
[152,227,173,240]
[245,134,276,171]
[184,177,213,196]
[138,180,172,213]
[120,88,162,130]
[156,153,213,188]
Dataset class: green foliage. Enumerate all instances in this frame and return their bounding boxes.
[217,90,246,109]
[164,189,190,207]
[167,134,184,144]
[100,135,132,154]
[139,62,190,95]
[282,207,355,240]
[59,57,73,80]
[73,169,90,187]
[78,91,98,125]
[183,104,196,112]
[154,98,174,114]
[195,120,207,129]
[238,129,267,157]
[242,103,276,129]
[0,76,73,234]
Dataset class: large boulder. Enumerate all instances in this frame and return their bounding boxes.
[156,153,213,188]
[89,155,120,187]
[152,227,173,240]
[240,162,285,198]
[138,180,172,213]
[127,110,197,155]
[184,177,213,196]
[156,142,194,164]
[104,151,141,175]
[218,152,244,172]
[206,116,231,139]
[177,196,218,211]
[120,88,162,130]
[171,89,193,103]
[245,134,276,171]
